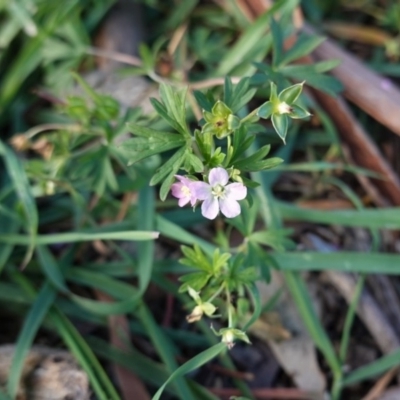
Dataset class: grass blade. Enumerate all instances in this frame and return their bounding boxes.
[274,252,400,274]
[284,271,341,377]
[276,201,400,229]
[0,141,38,266]
[343,348,400,386]
[152,343,226,400]
[0,230,159,245]
[7,281,57,398]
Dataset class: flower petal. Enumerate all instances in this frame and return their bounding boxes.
[201,196,219,220]
[219,198,240,218]
[188,286,201,302]
[209,167,229,187]
[174,175,191,185]
[225,183,247,200]
[192,181,211,200]
[171,182,185,198]
[201,302,217,317]
[178,197,190,207]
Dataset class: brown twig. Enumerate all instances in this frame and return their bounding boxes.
[95,291,150,400]
[85,46,142,67]
[361,367,399,400]
[321,271,400,355]
[209,387,322,400]
[305,24,400,139]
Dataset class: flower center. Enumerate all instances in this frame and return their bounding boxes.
[277,101,292,114]
[181,185,191,197]
[212,184,225,198]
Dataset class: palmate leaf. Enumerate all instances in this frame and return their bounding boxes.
[179,271,211,292]
[223,77,257,113]
[150,146,188,186]
[279,33,326,66]
[180,244,214,272]
[151,83,190,137]
[122,123,187,165]
[233,144,271,168]
[151,146,188,201]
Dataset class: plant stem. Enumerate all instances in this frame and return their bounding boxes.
[331,372,343,400]
[226,286,233,328]
[339,274,366,364]
[207,284,225,303]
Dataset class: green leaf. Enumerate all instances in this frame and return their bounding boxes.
[158,84,190,136]
[164,0,198,30]
[50,308,121,399]
[275,252,400,274]
[0,140,38,266]
[0,230,159,245]
[269,81,278,102]
[137,302,196,400]
[151,98,183,133]
[159,149,188,201]
[193,90,213,112]
[233,144,271,170]
[71,72,99,101]
[282,66,343,96]
[7,282,57,398]
[214,0,297,76]
[249,229,295,251]
[139,43,154,70]
[343,349,400,386]
[0,192,19,274]
[279,82,304,104]
[276,201,400,230]
[284,271,341,376]
[224,77,257,113]
[185,152,204,173]
[152,343,226,400]
[271,113,288,142]
[137,185,155,296]
[257,101,274,119]
[242,283,262,331]
[0,1,80,109]
[156,215,215,255]
[0,388,11,400]
[123,124,186,165]
[36,246,68,292]
[150,146,187,186]
[179,271,211,292]
[223,76,233,104]
[279,33,325,66]
[237,157,283,172]
[289,104,311,119]
[8,1,37,37]
[270,18,284,67]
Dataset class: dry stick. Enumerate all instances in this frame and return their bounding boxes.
[322,271,400,355]
[95,291,151,400]
[239,0,400,205]
[304,24,400,139]
[341,145,388,207]
[85,46,142,67]
[361,367,399,400]
[209,387,321,400]
[311,91,400,205]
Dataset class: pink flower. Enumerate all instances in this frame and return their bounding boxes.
[193,167,247,220]
[171,175,198,207]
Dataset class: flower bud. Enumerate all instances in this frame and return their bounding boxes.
[186,305,203,323]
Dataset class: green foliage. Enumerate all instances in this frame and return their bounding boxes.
[2,2,399,400]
